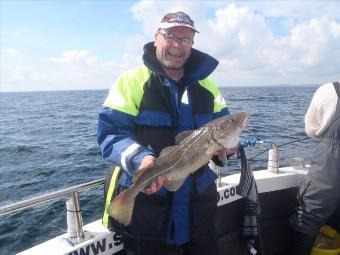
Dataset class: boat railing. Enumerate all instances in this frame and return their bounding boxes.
[0,178,105,243]
[0,139,282,243]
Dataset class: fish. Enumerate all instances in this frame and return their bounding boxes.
[108,112,249,226]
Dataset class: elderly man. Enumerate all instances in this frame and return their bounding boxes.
[97,11,234,255]
[289,81,340,255]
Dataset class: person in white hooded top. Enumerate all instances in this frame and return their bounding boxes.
[305,82,338,138]
[289,81,340,255]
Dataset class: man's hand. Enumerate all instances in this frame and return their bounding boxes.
[143,176,167,195]
[139,155,172,195]
[139,155,156,171]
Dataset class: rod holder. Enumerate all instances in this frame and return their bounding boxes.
[268,142,279,174]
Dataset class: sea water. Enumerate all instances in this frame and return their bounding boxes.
[0,86,317,254]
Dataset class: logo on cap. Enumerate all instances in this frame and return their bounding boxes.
[159,11,199,33]
[162,12,194,26]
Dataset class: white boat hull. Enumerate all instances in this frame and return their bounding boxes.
[17,166,308,255]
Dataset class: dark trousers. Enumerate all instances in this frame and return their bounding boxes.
[328,201,340,232]
[287,229,315,255]
[123,230,220,255]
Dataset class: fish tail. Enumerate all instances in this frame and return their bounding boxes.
[107,188,136,226]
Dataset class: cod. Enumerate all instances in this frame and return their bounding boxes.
[108,112,249,226]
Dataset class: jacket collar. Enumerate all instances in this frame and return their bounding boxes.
[142,42,219,85]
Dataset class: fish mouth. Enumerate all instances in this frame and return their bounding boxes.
[238,112,249,129]
[242,113,249,128]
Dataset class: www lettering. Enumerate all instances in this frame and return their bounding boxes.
[68,238,106,255]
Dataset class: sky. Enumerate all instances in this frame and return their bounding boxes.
[1,0,340,92]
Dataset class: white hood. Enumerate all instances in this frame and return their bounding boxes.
[305,82,339,138]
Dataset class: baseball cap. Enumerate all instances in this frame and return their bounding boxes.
[158,11,199,33]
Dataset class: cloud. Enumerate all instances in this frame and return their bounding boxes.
[201,4,275,64]
[1,1,339,91]
[50,50,97,65]
[1,50,112,91]
[210,6,340,85]
[130,0,209,37]
[289,17,340,67]
[236,1,340,21]
[130,1,340,86]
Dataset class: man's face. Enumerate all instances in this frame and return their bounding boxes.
[154,27,195,70]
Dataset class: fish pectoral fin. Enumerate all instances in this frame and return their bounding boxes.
[217,150,227,166]
[132,166,151,183]
[164,178,186,192]
[175,130,194,144]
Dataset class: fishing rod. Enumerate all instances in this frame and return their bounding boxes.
[249,136,310,161]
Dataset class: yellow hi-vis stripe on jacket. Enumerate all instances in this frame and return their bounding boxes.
[103,166,121,227]
[198,77,228,113]
[103,65,151,116]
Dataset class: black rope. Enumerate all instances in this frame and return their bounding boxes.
[250,149,269,161]
[277,137,310,148]
[250,137,310,161]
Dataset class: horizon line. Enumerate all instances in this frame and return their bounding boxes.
[0,84,319,93]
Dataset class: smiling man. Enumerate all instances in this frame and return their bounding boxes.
[97,11,233,255]
[154,17,196,79]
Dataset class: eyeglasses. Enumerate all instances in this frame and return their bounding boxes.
[158,31,194,47]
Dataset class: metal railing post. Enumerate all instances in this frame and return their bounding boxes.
[210,161,225,188]
[72,192,85,243]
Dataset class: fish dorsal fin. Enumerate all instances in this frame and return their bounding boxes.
[164,178,186,192]
[202,116,225,128]
[175,130,194,144]
[159,145,179,156]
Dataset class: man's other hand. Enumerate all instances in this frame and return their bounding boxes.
[139,155,172,195]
